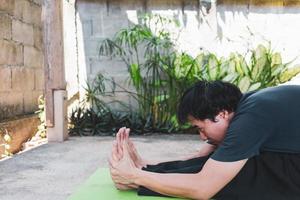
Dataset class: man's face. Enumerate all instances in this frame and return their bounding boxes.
[188,111,234,145]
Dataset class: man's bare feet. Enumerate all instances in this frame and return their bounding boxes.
[117,127,147,169]
[109,137,140,190]
[109,127,147,190]
[110,139,138,190]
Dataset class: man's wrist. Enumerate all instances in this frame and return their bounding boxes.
[133,168,145,186]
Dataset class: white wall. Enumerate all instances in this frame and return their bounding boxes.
[74,0,300,106]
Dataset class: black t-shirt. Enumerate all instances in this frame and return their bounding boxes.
[211,85,300,162]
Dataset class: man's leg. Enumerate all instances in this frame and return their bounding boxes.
[214,152,300,200]
[138,152,300,199]
[138,155,211,197]
[144,154,211,173]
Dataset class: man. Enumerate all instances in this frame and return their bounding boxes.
[109,81,300,200]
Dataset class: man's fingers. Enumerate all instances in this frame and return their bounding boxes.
[112,142,121,161]
[117,127,126,144]
[122,139,132,158]
[108,157,118,169]
[116,127,123,144]
[116,129,121,155]
[117,127,126,155]
[114,141,123,160]
[119,127,129,156]
[120,127,130,145]
[128,139,137,154]
[125,128,130,141]
[111,150,118,162]
[121,128,128,145]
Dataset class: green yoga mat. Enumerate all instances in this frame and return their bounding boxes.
[68,168,186,200]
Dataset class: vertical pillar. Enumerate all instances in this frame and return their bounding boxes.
[42,0,68,142]
[47,90,68,142]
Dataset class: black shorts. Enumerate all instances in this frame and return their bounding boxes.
[138,152,300,200]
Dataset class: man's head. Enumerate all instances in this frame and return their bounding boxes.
[177,80,242,144]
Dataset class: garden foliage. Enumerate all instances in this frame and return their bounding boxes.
[69,14,300,136]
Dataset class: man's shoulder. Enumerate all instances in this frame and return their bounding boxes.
[237,85,298,112]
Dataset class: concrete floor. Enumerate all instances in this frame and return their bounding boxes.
[0,134,202,200]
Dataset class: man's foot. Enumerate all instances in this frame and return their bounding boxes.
[116,127,147,169]
[109,137,138,191]
[127,138,147,169]
[110,130,141,190]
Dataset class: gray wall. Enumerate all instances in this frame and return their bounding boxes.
[0,0,44,121]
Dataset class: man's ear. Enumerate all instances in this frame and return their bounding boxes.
[216,110,229,119]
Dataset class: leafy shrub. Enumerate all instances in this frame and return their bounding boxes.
[35,95,47,138]
[69,14,300,136]
[0,127,12,158]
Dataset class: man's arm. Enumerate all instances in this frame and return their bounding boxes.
[110,141,247,200]
[134,158,247,199]
[181,142,216,160]
[117,127,216,167]
[141,142,217,166]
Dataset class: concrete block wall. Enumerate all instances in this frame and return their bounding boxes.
[0,0,44,121]
[77,0,134,83]
[76,0,140,110]
[75,0,300,110]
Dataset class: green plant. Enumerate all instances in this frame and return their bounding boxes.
[224,44,300,92]
[69,14,300,136]
[35,95,46,138]
[0,127,12,158]
[69,74,130,136]
[69,74,169,135]
[98,14,185,132]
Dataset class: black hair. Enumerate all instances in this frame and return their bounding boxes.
[177,80,242,123]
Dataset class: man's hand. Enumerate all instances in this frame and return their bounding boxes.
[109,127,138,190]
[116,127,146,169]
[109,136,139,186]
